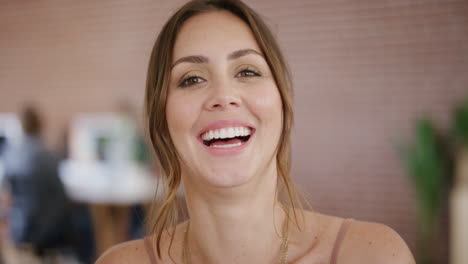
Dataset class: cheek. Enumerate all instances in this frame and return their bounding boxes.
[166,93,196,139]
[249,83,283,126]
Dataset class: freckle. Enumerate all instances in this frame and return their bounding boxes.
[314,236,318,240]
[368,241,373,245]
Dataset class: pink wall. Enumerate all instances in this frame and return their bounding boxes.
[1,0,467,262]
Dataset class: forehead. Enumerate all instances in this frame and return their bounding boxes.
[172,11,262,61]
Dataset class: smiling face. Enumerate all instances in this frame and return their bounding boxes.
[166,11,283,188]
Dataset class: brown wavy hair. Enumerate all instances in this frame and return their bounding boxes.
[144,0,303,258]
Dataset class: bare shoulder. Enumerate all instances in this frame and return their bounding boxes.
[95,239,150,264]
[96,222,187,264]
[338,219,415,264]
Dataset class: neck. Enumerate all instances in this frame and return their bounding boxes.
[182,164,288,264]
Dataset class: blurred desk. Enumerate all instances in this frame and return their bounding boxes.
[59,160,157,256]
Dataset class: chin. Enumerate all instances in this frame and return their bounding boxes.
[201,165,256,188]
[179,137,277,190]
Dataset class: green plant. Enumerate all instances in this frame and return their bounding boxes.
[400,119,450,264]
[454,99,468,148]
[398,97,467,263]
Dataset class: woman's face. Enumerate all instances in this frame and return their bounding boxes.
[166,11,283,188]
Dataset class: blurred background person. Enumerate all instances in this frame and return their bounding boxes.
[0,105,73,262]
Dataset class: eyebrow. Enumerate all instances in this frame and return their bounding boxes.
[228,48,263,60]
[171,55,208,69]
[171,48,263,69]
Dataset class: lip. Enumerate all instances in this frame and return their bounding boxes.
[197,119,256,157]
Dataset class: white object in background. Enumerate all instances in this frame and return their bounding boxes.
[59,160,157,205]
[69,113,137,163]
[0,113,23,147]
[0,113,23,192]
[451,150,468,264]
[0,161,4,187]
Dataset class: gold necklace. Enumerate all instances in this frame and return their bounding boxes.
[182,220,289,264]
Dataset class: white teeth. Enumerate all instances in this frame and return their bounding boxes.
[228,127,235,138]
[220,128,227,139]
[201,126,252,141]
[241,127,248,136]
[211,142,242,148]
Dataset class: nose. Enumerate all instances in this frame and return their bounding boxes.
[204,81,241,111]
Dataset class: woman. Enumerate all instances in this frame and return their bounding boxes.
[97,0,415,263]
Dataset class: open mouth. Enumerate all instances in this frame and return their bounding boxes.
[200,127,253,148]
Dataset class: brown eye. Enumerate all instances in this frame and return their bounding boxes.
[179,76,205,87]
[236,69,261,78]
